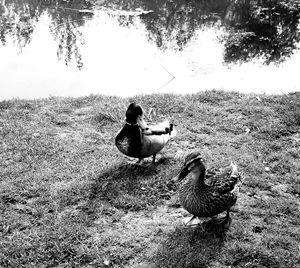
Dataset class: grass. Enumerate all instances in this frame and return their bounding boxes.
[0,90,299,267]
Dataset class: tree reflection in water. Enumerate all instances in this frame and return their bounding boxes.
[138,0,230,51]
[0,0,299,69]
[0,0,38,48]
[224,0,300,64]
[108,0,230,51]
[108,0,300,63]
[48,5,92,70]
[0,0,93,69]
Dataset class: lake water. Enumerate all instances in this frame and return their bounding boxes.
[1,0,300,100]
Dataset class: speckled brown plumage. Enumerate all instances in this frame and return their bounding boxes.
[174,152,243,221]
[179,178,237,218]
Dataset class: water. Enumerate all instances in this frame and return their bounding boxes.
[1,0,300,100]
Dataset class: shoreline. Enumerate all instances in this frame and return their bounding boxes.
[1,88,299,102]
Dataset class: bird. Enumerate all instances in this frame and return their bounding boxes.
[172,151,243,235]
[115,102,176,164]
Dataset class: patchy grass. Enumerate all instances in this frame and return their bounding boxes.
[0,91,299,267]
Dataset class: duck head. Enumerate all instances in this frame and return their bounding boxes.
[173,152,206,182]
[125,102,148,129]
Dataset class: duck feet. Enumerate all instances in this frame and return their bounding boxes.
[183,215,200,226]
[136,158,143,164]
[202,210,232,236]
[152,154,156,164]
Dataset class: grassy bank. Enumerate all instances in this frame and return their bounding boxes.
[0,91,299,267]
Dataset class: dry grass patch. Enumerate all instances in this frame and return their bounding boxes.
[0,91,299,267]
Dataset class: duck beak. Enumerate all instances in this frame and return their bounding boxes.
[172,164,190,182]
[137,115,148,129]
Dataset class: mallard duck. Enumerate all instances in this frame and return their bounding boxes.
[115,102,176,163]
[173,152,243,232]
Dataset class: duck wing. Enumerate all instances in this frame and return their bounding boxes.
[115,124,142,157]
[144,120,176,137]
[212,175,239,194]
[209,163,242,194]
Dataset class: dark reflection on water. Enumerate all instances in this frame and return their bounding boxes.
[123,0,230,51]
[0,0,93,69]
[1,0,299,68]
[130,0,300,63]
[49,7,91,70]
[0,0,300,99]
[224,0,300,64]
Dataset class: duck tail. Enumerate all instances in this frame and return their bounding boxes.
[169,123,177,138]
[149,120,176,137]
[230,162,238,177]
[230,162,244,182]
[230,163,244,194]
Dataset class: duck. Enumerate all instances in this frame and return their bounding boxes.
[172,151,243,233]
[115,102,176,163]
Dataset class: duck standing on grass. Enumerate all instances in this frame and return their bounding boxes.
[115,102,176,164]
[173,152,243,235]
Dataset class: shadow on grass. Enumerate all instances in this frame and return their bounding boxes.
[152,226,225,268]
[88,157,177,212]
